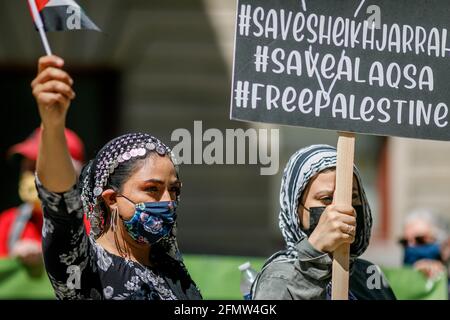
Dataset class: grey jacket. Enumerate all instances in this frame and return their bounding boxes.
[253,238,396,300]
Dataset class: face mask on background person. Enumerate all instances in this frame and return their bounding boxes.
[403,242,442,266]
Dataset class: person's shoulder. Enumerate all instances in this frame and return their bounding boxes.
[259,259,297,281]
[355,258,375,267]
[354,258,382,270]
[352,258,387,283]
[253,260,296,300]
[352,258,397,300]
[353,258,380,273]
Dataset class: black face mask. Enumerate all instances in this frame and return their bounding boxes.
[300,205,365,243]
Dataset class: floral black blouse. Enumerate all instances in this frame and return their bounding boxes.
[36,178,202,300]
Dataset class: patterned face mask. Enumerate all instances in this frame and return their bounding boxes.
[119,195,177,245]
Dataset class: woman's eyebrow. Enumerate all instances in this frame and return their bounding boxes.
[314,189,334,197]
[143,179,164,184]
[142,179,181,185]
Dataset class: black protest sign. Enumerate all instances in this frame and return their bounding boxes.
[230,0,450,141]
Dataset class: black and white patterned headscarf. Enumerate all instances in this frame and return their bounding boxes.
[79,132,182,261]
[251,144,373,296]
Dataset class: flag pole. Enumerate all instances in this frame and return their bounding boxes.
[28,0,53,56]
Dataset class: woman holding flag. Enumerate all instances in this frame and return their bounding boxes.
[31,55,202,300]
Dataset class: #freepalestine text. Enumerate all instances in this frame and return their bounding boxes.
[234,4,450,129]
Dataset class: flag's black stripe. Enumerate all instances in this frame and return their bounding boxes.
[39,6,100,32]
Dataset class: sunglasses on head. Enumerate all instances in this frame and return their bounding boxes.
[398,236,428,247]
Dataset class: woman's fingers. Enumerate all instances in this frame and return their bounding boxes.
[339,222,356,236]
[37,55,64,74]
[339,214,357,226]
[325,206,356,225]
[32,67,73,88]
[35,92,70,108]
[309,205,358,252]
[332,204,356,216]
[31,56,75,113]
[33,80,76,100]
[340,232,356,244]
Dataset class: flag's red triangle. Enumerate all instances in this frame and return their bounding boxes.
[28,0,49,18]
[36,0,50,11]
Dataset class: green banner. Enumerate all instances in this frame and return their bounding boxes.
[0,258,54,299]
[381,267,448,300]
[184,255,265,300]
[0,256,447,300]
[184,256,449,300]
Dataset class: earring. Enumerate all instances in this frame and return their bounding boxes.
[110,207,119,232]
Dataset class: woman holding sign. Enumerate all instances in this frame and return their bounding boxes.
[31,55,202,300]
[251,145,396,300]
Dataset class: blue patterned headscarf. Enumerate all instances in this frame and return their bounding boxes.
[251,144,373,297]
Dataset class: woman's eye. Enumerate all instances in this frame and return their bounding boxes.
[170,187,181,195]
[146,186,159,193]
[321,197,333,203]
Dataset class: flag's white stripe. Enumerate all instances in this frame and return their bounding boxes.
[28,0,52,55]
[45,0,80,8]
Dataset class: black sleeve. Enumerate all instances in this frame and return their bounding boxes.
[36,175,99,300]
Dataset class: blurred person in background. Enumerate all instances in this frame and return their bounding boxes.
[0,127,85,267]
[400,208,448,279]
[441,237,450,296]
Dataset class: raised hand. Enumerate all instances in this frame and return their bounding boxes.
[32,56,77,193]
[31,55,75,129]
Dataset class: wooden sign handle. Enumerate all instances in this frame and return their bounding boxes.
[331,132,356,300]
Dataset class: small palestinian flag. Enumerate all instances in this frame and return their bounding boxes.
[29,0,100,32]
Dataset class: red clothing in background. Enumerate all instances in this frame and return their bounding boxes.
[0,206,43,257]
[0,206,90,257]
